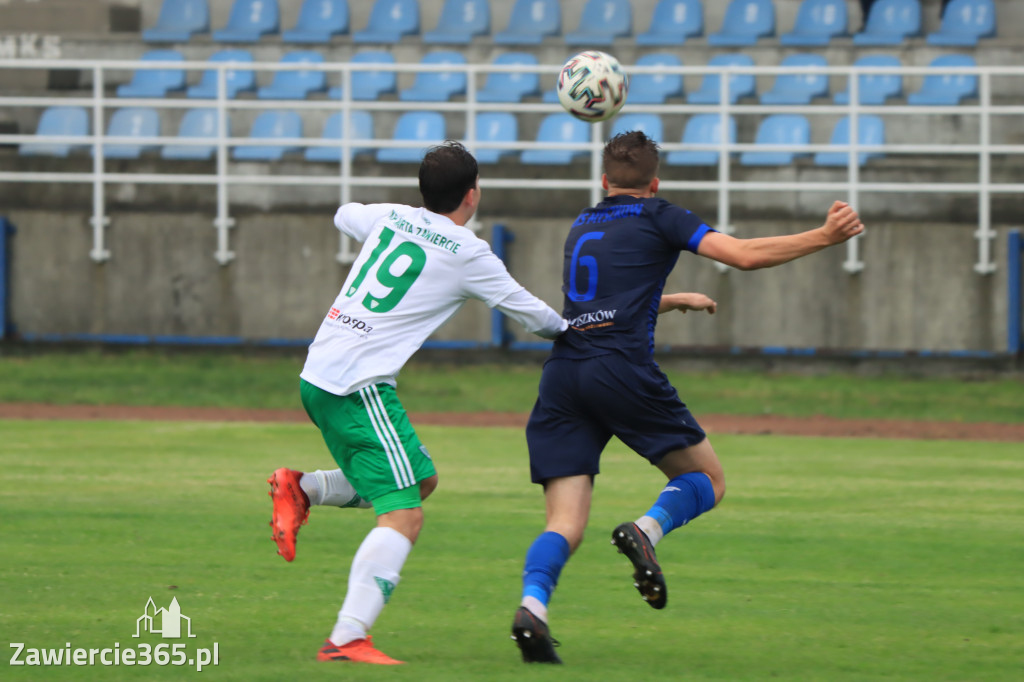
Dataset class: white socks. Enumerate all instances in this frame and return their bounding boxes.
[520,596,548,623]
[329,527,413,647]
[300,469,372,509]
[635,515,665,547]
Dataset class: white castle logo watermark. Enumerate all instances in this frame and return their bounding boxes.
[133,597,196,639]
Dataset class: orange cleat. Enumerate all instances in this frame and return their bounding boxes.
[316,638,404,665]
[267,467,309,562]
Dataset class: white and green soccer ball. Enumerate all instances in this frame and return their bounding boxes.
[556,50,629,123]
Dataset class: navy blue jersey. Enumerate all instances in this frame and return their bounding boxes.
[550,195,714,363]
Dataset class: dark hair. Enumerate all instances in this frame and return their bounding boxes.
[418,141,479,214]
[603,131,660,190]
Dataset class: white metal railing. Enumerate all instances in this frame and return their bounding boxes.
[1,57,1022,272]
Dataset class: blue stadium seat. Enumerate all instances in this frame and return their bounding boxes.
[423,0,490,44]
[473,112,518,164]
[780,0,847,45]
[494,0,560,45]
[834,55,902,105]
[97,107,161,159]
[636,0,703,45]
[399,51,467,102]
[760,54,829,105]
[739,114,811,166]
[708,0,775,46]
[143,0,209,42]
[161,108,226,160]
[352,0,420,43]
[521,114,589,165]
[257,51,327,100]
[187,49,256,99]
[477,52,540,103]
[18,106,89,157]
[327,51,397,100]
[627,53,684,104]
[687,54,756,104]
[233,110,303,161]
[116,50,186,98]
[282,0,349,43]
[853,0,920,45]
[564,0,633,46]
[213,0,280,41]
[927,0,995,45]
[304,111,374,161]
[610,113,663,144]
[814,115,886,166]
[377,111,445,163]
[907,55,978,105]
[665,114,736,166]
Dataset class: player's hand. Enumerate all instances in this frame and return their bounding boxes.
[659,292,717,315]
[822,201,865,244]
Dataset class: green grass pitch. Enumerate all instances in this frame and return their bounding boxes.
[2,420,1022,681]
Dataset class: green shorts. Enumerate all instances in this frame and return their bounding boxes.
[300,379,436,515]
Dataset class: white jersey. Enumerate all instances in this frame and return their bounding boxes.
[301,203,567,396]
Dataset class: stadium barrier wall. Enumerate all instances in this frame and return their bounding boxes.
[1009,229,1022,355]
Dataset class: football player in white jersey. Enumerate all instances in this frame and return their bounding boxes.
[267,141,566,665]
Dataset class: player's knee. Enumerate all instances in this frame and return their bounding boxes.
[419,474,439,501]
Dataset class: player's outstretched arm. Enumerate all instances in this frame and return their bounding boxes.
[696,201,864,271]
[659,292,717,315]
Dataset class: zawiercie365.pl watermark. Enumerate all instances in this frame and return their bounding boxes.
[10,597,219,672]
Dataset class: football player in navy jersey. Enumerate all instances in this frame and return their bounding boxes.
[511,131,864,663]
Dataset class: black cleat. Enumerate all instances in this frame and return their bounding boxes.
[611,522,667,609]
[511,606,562,664]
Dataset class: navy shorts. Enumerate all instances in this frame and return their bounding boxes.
[525,354,707,484]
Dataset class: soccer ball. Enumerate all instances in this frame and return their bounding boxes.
[556,51,629,123]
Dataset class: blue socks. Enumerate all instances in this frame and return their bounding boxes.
[644,472,716,536]
[521,531,571,609]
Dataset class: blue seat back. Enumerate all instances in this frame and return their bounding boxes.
[305,111,374,160]
[571,0,632,35]
[837,55,902,104]
[474,112,518,164]
[262,51,326,98]
[610,114,663,144]
[498,0,560,38]
[862,0,920,36]
[666,114,736,165]
[789,0,847,37]
[913,54,978,103]
[363,0,420,35]
[19,106,90,157]
[102,107,161,159]
[478,52,540,102]
[429,0,490,35]
[693,54,756,103]
[934,0,995,39]
[628,53,683,103]
[162,108,228,159]
[718,0,774,37]
[148,0,209,34]
[348,51,397,100]
[190,49,255,98]
[118,50,185,97]
[741,114,811,165]
[815,115,886,165]
[521,113,589,164]
[222,0,279,34]
[293,0,348,33]
[377,111,446,163]
[401,51,467,101]
[642,0,703,39]
[763,54,828,102]
[234,110,303,160]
